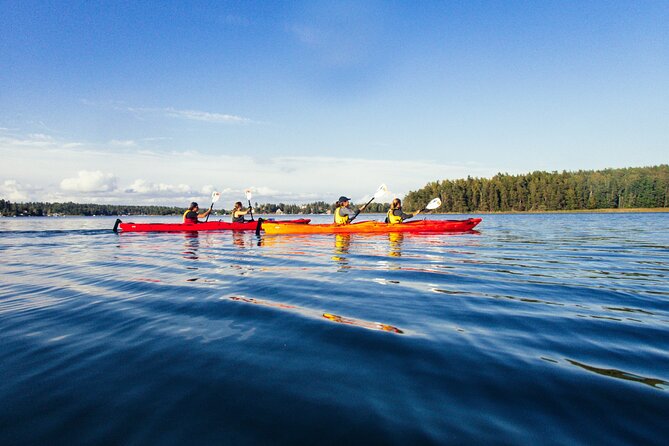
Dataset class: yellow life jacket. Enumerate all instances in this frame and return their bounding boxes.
[334,206,349,225]
[183,209,197,223]
[386,208,403,224]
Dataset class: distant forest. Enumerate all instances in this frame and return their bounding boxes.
[403,165,669,212]
[0,201,185,217]
[0,199,390,217]
[2,165,667,216]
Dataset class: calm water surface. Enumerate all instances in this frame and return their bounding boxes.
[1,213,668,444]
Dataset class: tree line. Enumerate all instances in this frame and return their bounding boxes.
[0,199,391,217]
[3,165,667,216]
[403,165,669,213]
[0,201,184,217]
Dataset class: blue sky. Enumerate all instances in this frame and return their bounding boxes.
[1,0,667,205]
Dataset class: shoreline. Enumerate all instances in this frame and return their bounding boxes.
[3,207,668,218]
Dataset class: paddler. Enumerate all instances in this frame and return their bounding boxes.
[334,196,368,225]
[385,198,420,224]
[231,201,252,223]
[183,202,212,224]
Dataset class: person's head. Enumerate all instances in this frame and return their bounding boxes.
[338,196,351,207]
[189,202,199,211]
[234,201,243,210]
[391,198,402,210]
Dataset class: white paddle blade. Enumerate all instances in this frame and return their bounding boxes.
[211,191,221,203]
[425,197,441,210]
[373,184,388,200]
[244,188,253,201]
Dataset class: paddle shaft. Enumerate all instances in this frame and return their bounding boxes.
[205,201,214,222]
[349,198,373,223]
[247,199,254,221]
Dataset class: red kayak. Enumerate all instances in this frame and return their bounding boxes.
[113,218,311,233]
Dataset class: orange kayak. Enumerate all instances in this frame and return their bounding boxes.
[262,218,482,234]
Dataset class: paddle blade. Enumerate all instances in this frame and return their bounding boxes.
[245,188,253,201]
[211,191,221,203]
[373,184,388,200]
[424,197,441,210]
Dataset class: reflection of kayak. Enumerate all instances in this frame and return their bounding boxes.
[323,313,404,334]
[113,218,311,233]
[262,218,482,234]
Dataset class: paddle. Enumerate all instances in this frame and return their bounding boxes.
[245,188,254,221]
[350,184,387,222]
[419,197,442,213]
[205,191,221,222]
[362,184,388,209]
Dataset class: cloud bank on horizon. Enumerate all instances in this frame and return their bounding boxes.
[0,131,496,206]
[1,1,667,206]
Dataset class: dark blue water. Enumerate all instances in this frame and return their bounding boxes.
[1,213,668,444]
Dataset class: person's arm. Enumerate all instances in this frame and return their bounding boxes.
[395,209,419,221]
[340,206,361,221]
[198,208,212,219]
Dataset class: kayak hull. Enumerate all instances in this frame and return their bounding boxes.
[114,218,311,233]
[262,218,482,234]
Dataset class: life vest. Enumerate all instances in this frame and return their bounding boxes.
[386,209,403,224]
[183,210,198,223]
[334,206,349,225]
[231,210,245,223]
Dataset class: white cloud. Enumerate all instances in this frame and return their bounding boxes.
[1,180,31,201]
[163,108,251,124]
[125,179,191,195]
[1,132,502,205]
[61,170,118,192]
[201,184,215,195]
[0,133,57,148]
[255,186,280,196]
[110,139,137,147]
[118,105,252,125]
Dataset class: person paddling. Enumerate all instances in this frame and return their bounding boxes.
[183,202,212,224]
[385,198,420,224]
[334,196,368,225]
[231,201,252,223]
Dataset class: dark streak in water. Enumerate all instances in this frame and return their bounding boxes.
[566,359,668,390]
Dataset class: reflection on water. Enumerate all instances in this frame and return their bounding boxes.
[388,232,404,257]
[322,312,404,334]
[1,214,669,444]
[232,231,246,247]
[182,231,200,260]
[331,234,351,265]
[229,296,404,334]
[566,359,668,390]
